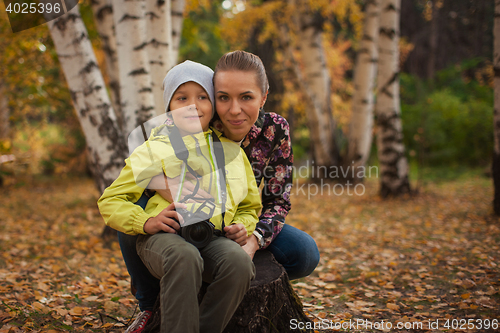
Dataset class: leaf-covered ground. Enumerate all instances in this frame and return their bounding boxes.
[0,174,499,332]
[290,176,500,332]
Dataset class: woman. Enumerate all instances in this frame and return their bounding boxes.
[120,50,320,333]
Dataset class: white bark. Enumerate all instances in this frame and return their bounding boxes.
[47,5,125,192]
[171,0,185,66]
[145,0,174,115]
[90,0,122,127]
[282,0,337,172]
[346,0,380,179]
[296,23,337,170]
[113,0,156,136]
[278,1,339,175]
[374,0,410,196]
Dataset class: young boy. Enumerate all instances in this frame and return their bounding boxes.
[98,61,261,333]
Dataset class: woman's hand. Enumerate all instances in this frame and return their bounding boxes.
[143,202,186,235]
[148,173,213,203]
[224,224,248,246]
[148,174,174,202]
[241,234,259,259]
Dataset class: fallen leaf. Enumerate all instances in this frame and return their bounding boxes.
[462,279,476,289]
[324,283,337,290]
[387,303,400,311]
[69,307,84,316]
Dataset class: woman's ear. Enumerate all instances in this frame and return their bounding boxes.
[260,90,269,109]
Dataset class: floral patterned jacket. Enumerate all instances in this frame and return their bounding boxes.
[213,111,293,248]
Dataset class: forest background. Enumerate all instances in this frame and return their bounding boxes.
[0,0,499,332]
[0,0,494,183]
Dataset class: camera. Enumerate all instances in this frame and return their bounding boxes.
[175,201,219,249]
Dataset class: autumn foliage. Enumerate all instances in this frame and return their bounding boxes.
[1,174,499,332]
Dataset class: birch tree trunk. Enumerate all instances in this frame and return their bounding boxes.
[374,0,411,197]
[90,0,122,128]
[282,0,338,178]
[47,5,126,193]
[345,0,380,182]
[170,0,185,66]
[492,0,500,215]
[113,0,156,136]
[145,0,174,115]
[296,22,338,175]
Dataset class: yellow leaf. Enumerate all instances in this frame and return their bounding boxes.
[364,271,379,278]
[387,303,400,311]
[69,307,84,316]
[32,302,49,314]
[461,293,470,299]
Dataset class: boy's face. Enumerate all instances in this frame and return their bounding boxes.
[169,81,212,136]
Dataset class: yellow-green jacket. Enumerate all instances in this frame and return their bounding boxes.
[98,126,261,236]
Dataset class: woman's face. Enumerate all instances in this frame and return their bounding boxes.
[214,70,267,142]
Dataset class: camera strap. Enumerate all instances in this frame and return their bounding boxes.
[169,126,227,233]
[169,126,201,201]
[210,132,227,233]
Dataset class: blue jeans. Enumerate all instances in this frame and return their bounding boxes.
[266,224,320,280]
[118,224,320,311]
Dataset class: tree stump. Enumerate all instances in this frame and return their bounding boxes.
[143,250,313,332]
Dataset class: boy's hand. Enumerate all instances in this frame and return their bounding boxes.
[143,202,186,235]
[224,224,248,246]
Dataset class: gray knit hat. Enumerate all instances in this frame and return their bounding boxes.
[162,60,214,115]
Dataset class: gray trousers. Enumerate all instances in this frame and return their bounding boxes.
[136,233,255,333]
